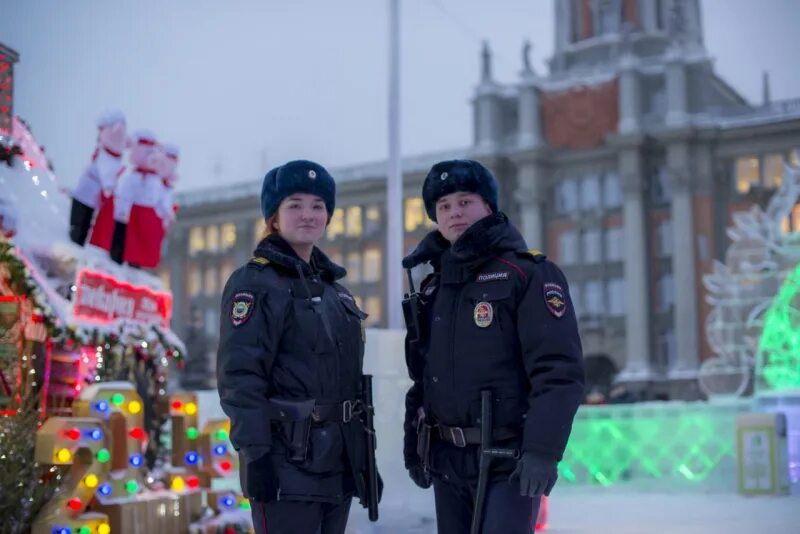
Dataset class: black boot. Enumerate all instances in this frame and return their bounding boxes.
[69,199,94,246]
[110,221,127,264]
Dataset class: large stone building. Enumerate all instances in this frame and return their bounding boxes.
[164,0,800,397]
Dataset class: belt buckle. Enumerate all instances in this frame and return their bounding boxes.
[449,426,466,448]
[342,400,353,423]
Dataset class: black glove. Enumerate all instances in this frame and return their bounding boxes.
[509,451,558,497]
[244,452,279,502]
[407,463,431,489]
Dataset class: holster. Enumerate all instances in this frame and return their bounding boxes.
[268,398,315,463]
[415,407,431,470]
[402,292,424,344]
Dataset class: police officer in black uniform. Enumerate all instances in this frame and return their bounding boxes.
[402,159,585,533]
[217,160,377,534]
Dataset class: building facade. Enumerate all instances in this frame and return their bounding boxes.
[165,0,800,397]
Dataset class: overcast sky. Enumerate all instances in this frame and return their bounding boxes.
[2,0,799,193]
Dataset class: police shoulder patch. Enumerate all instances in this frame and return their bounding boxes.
[230,291,256,326]
[543,282,567,318]
[516,249,547,263]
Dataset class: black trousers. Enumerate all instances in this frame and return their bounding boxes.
[433,477,541,534]
[250,497,352,534]
[69,198,94,246]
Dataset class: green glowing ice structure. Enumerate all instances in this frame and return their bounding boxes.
[757,262,800,392]
[560,402,748,488]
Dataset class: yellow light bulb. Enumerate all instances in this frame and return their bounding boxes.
[127,400,142,414]
[98,523,111,534]
[171,477,185,492]
[84,474,99,488]
[56,448,72,463]
[185,402,197,415]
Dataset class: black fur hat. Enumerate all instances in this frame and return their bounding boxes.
[422,159,499,222]
[260,160,336,219]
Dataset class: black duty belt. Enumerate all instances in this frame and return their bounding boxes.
[311,400,363,423]
[435,423,518,448]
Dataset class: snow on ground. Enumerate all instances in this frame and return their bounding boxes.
[346,487,800,533]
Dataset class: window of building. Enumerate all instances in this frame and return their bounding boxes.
[657,328,676,371]
[582,229,602,264]
[204,308,218,337]
[221,223,236,250]
[658,219,673,257]
[220,259,236,289]
[604,226,623,261]
[363,248,382,283]
[558,230,579,265]
[584,279,603,316]
[205,225,219,252]
[782,204,800,234]
[158,269,170,291]
[365,296,382,326]
[346,252,362,283]
[650,166,671,203]
[327,208,345,240]
[734,156,760,194]
[189,227,205,256]
[603,171,623,208]
[365,205,381,235]
[580,173,601,211]
[606,277,626,316]
[188,264,202,297]
[596,0,621,35]
[345,206,363,237]
[405,198,426,233]
[658,273,674,311]
[205,266,218,296]
[556,179,579,214]
[763,153,784,189]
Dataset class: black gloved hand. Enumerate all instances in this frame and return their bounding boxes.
[407,463,432,489]
[509,451,558,497]
[244,452,279,502]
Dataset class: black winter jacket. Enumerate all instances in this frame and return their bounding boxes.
[217,235,371,504]
[402,213,584,481]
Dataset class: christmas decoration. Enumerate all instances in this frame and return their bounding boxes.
[701,161,800,397]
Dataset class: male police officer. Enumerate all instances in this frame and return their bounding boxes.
[402,159,585,533]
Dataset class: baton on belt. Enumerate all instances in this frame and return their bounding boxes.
[470,390,520,534]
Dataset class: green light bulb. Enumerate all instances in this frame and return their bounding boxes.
[186,427,199,440]
[111,393,125,406]
[96,449,111,463]
[215,429,229,441]
[125,480,138,494]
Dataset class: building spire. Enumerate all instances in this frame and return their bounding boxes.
[522,39,533,74]
[762,71,772,105]
[481,40,492,82]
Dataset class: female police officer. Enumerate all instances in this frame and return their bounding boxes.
[217,160,375,534]
[402,159,585,533]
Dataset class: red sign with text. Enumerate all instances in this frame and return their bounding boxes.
[73,269,172,327]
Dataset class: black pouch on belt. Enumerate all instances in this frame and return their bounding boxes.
[268,398,315,463]
[416,407,431,468]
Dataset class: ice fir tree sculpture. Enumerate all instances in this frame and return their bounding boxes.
[701,160,800,397]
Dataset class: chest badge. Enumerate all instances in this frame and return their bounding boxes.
[543,282,567,318]
[231,291,255,326]
[473,301,493,328]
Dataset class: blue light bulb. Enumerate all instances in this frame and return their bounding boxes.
[98,483,113,496]
[213,444,227,456]
[185,452,198,465]
[95,400,109,412]
[89,428,103,441]
[129,454,143,467]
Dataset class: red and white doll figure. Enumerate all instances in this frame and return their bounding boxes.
[111,130,162,267]
[156,143,179,231]
[69,110,127,246]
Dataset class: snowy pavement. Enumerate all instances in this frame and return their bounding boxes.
[346,487,800,533]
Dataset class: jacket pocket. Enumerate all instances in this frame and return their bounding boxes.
[301,422,345,475]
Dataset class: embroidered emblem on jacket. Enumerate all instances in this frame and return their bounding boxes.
[231,291,255,326]
[543,283,567,318]
[473,301,493,328]
[476,271,510,283]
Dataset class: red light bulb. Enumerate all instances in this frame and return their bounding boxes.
[129,427,146,440]
[67,497,83,511]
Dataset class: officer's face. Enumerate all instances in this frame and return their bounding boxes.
[435,192,492,243]
[276,194,328,247]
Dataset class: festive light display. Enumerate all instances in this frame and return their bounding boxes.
[758,262,800,390]
[30,417,111,534]
[201,419,238,479]
[559,402,744,487]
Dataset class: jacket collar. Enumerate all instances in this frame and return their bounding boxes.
[253,234,346,282]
